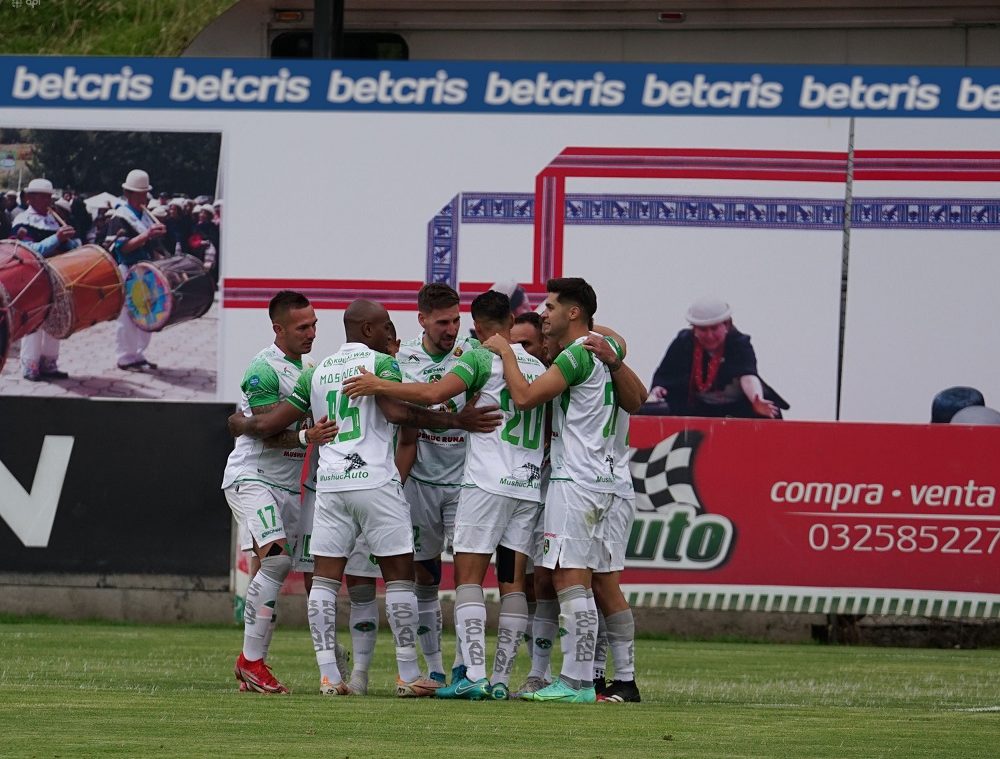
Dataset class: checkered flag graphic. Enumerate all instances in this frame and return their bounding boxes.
[629,430,704,513]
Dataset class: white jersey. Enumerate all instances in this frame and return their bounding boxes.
[450,344,546,501]
[221,344,312,492]
[549,334,624,493]
[397,335,479,487]
[289,342,402,492]
[612,409,635,499]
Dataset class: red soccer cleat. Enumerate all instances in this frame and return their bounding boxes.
[234,653,291,694]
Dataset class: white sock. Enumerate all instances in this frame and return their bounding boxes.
[606,608,636,682]
[593,607,607,681]
[260,610,278,661]
[557,585,596,688]
[348,583,378,677]
[524,599,537,662]
[308,576,343,683]
[492,591,528,687]
[415,583,444,676]
[527,598,558,680]
[242,554,288,661]
[454,584,487,682]
[385,579,421,682]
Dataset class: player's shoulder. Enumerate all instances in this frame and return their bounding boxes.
[513,343,545,369]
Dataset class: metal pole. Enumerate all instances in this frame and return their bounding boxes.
[313,0,345,59]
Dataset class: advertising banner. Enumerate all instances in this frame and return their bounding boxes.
[0,396,232,576]
[621,416,1000,618]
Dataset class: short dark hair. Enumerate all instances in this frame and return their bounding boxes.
[417,282,459,313]
[387,319,397,340]
[269,290,310,321]
[547,277,596,327]
[514,311,542,329]
[471,290,510,325]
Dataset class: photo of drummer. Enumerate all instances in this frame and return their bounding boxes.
[0,126,223,401]
[11,178,81,381]
[107,169,168,372]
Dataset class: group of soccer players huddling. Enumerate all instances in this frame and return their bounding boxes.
[223,277,644,704]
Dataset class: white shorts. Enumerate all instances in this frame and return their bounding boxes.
[453,486,540,556]
[345,533,383,579]
[312,480,413,560]
[527,502,547,570]
[541,480,613,570]
[225,481,301,553]
[405,477,460,561]
[594,495,636,573]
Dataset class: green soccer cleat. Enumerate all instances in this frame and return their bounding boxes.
[450,664,467,684]
[521,679,595,703]
[435,675,491,700]
[490,682,510,700]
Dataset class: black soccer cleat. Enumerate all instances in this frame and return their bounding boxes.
[597,679,641,703]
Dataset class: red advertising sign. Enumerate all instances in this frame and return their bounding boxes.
[620,416,1000,618]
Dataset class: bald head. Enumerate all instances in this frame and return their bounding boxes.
[344,299,392,352]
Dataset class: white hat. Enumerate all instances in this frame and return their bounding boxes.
[54,198,73,213]
[25,177,54,195]
[151,205,169,219]
[686,297,732,327]
[122,169,152,193]
[950,405,1000,425]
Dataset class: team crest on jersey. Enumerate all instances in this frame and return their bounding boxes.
[453,347,463,357]
[248,375,260,387]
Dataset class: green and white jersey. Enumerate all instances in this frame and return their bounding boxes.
[550,334,624,493]
[612,410,634,499]
[221,344,312,492]
[289,342,402,492]
[397,335,479,487]
[450,344,546,501]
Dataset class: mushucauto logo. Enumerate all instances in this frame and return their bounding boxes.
[627,430,735,570]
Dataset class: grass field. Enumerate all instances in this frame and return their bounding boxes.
[0,0,237,56]
[1,618,998,758]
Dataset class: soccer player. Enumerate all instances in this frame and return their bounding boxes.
[395,283,480,683]
[481,277,645,703]
[222,290,322,694]
[231,299,500,696]
[343,290,547,700]
[583,332,646,703]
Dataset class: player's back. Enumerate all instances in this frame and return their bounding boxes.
[454,344,546,501]
[306,342,403,492]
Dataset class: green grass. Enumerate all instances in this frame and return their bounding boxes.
[1,620,998,758]
[0,0,237,56]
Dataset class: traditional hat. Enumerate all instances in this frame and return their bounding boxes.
[25,177,54,195]
[686,297,732,327]
[950,405,1000,425]
[122,169,152,193]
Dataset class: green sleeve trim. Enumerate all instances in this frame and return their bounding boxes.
[553,343,593,386]
[374,353,403,383]
[605,335,624,360]
[288,366,314,411]
[243,360,281,407]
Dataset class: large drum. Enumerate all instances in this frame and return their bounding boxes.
[124,254,214,332]
[43,244,125,339]
[0,239,53,372]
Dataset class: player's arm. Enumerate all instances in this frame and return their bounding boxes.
[481,334,567,410]
[229,400,307,440]
[583,334,647,414]
[395,427,418,483]
[342,367,466,406]
[377,395,500,433]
